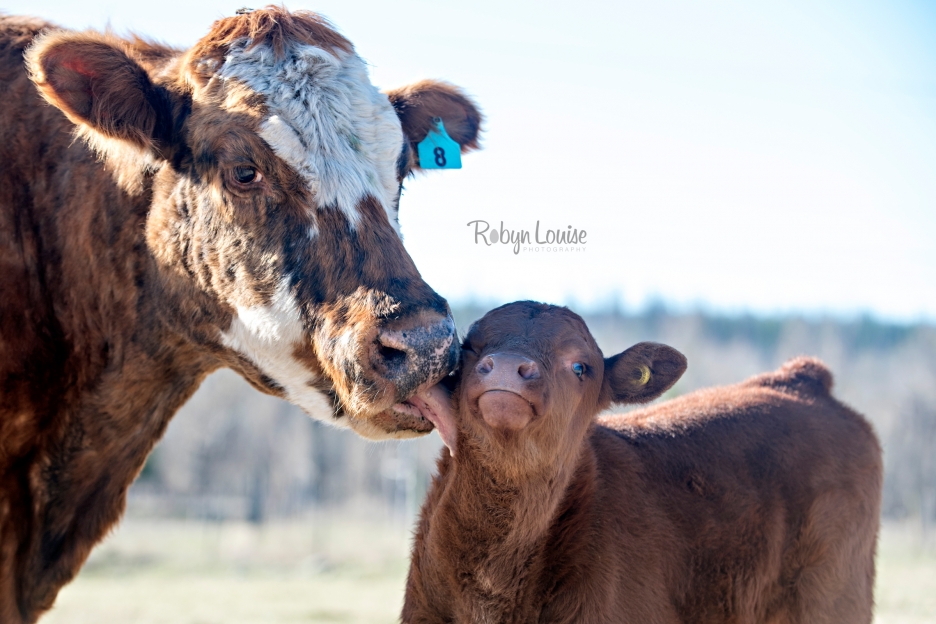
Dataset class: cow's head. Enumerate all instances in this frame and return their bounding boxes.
[27,8,482,439]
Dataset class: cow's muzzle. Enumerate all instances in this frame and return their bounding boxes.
[371,312,458,401]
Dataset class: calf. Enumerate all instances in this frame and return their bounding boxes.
[403,301,882,623]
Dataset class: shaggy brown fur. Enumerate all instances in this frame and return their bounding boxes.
[0,8,481,622]
[403,302,882,624]
[188,7,352,64]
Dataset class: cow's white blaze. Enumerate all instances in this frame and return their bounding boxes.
[220,278,340,424]
[218,39,403,233]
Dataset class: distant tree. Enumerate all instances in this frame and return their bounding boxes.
[884,397,936,534]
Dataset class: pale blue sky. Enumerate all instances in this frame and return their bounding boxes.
[6,1,935,321]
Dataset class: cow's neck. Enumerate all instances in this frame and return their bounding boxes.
[426,436,596,621]
[9,342,215,621]
[3,169,218,620]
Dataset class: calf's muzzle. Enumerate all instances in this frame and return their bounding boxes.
[470,352,544,431]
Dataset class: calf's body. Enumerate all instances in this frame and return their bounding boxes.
[403,302,881,623]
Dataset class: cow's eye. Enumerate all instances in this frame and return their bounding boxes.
[572,362,585,378]
[232,166,262,185]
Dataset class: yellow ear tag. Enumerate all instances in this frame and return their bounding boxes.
[634,364,651,386]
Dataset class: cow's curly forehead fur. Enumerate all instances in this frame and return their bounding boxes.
[188,10,405,230]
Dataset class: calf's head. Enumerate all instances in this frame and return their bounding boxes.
[413,302,687,475]
[26,8,482,438]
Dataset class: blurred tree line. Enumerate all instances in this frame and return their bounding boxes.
[130,304,936,532]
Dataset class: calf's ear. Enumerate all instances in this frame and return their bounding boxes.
[27,31,184,164]
[385,80,482,170]
[602,342,687,405]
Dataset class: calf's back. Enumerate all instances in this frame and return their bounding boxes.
[579,359,881,622]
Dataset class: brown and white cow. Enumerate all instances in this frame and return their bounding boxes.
[404,301,882,624]
[0,7,480,622]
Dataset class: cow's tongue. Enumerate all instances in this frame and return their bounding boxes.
[408,384,458,457]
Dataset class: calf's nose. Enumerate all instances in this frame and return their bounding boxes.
[474,353,542,431]
[477,353,540,383]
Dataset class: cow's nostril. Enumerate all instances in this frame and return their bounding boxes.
[377,331,409,352]
[371,314,457,392]
[378,344,408,369]
[518,360,540,380]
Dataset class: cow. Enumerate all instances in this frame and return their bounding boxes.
[403,301,882,624]
[0,7,481,622]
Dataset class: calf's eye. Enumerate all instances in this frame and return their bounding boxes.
[572,362,585,378]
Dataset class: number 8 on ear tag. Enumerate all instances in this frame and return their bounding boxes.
[417,118,462,169]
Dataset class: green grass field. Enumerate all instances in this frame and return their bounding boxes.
[42,517,936,623]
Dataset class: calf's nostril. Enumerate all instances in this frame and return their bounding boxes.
[477,356,494,375]
[518,360,539,380]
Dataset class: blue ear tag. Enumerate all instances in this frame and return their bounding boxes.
[417,118,462,169]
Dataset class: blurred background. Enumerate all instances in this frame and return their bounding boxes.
[5,0,933,622]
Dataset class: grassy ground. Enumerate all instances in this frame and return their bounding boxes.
[43,515,410,624]
[42,517,936,623]
[874,523,936,624]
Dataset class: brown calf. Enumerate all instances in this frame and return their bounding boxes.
[0,7,481,622]
[403,301,882,623]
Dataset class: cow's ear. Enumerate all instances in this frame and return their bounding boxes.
[27,31,184,165]
[601,342,687,406]
[385,80,482,170]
